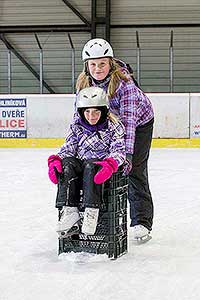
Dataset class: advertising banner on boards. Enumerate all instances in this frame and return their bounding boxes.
[0,98,27,138]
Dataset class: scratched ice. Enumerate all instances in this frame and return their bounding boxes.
[0,148,200,300]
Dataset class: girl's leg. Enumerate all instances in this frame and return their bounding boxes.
[82,159,103,235]
[55,157,83,209]
[82,159,103,208]
[128,118,154,231]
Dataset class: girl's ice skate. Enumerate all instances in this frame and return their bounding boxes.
[57,225,80,239]
[132,224,152,244]
[57,206,80,238]
[82,207,99,235]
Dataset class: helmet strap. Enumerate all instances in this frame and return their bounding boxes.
[89,73,111,85]
[84,62,89,75]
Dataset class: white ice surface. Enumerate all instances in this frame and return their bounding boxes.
[0,148,200,300]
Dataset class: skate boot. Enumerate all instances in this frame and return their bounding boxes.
[57,206,80,237]
[82,207,99,235]
[132,225,152,244]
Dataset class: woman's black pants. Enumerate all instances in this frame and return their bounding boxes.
[128,118,154,231]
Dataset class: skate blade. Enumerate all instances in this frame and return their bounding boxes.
[133,234,152,244]
[57,225,79,239]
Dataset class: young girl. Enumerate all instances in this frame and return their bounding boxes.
[48,86,126,236]
[76,38,154,241]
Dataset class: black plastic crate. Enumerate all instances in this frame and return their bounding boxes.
[58,170,128,259]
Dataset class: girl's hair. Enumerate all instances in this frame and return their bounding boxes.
[76,58,130,98]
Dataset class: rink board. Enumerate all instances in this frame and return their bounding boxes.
[0,138,200,148]
[0,93,200,147]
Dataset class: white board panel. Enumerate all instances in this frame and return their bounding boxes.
[190,93,200,138]
[147,93,190,138]
[0,93,198,139]
[27,94,75,138]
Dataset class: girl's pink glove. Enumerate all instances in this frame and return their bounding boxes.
[48,155,62,184]
[94,157,118,184]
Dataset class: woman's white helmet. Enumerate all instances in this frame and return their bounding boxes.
[76,87,109,108]
[82,38,114,61]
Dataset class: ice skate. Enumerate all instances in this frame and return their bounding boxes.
[132,224,152,244]
[82,207,99,235]
[56,206,80,236]
[57,224,80,239]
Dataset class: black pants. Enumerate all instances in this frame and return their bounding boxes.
[129,118,154,231]
[55,157,102,209]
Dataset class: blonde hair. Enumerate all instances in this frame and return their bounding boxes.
[76,58,130,98]
[107,112,119,123]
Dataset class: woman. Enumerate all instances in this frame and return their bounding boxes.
[76,38,154,241]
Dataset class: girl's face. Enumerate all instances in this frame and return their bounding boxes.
[87,58,110,81]
[84,108,101,125]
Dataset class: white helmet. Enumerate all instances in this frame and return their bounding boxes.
[76,87,109,108]
[82,38,114,61]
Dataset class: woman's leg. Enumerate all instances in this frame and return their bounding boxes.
[128,119,154,231]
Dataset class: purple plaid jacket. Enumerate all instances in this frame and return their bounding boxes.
[91,71,154,154]
[57,118,126,167]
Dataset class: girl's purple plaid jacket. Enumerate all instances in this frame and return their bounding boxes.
[57,118,126,167]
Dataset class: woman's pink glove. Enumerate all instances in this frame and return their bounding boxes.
[48,155,62,184]
[94,157,118,184]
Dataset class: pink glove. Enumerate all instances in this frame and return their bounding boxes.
[48,155,62,184]
[94,157,118,184]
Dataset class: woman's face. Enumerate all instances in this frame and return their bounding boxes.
[87,58,110,81]
[84,108,101,125]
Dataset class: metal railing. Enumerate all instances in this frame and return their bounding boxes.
[135,30,174,92]
[0,28,199,93]
[1,33,76,94]
[169,30,174,93]
[35,34,43,94]
[136,31,141,86]
[68,33,75,94]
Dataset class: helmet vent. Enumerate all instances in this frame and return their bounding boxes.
[76,87,109,108]
[82,38,113,61]
[85,51,90,57]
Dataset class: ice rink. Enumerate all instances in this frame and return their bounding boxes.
[0,147,200,300]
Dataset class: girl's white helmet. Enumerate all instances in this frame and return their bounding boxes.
[82,38,114,61]
[76,87,109,108]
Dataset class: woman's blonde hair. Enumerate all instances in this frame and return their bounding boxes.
[107,112,119,123]
[76,58,130,98]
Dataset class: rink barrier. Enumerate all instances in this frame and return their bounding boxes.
[0,93,200,145]
[0,138,200,148]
